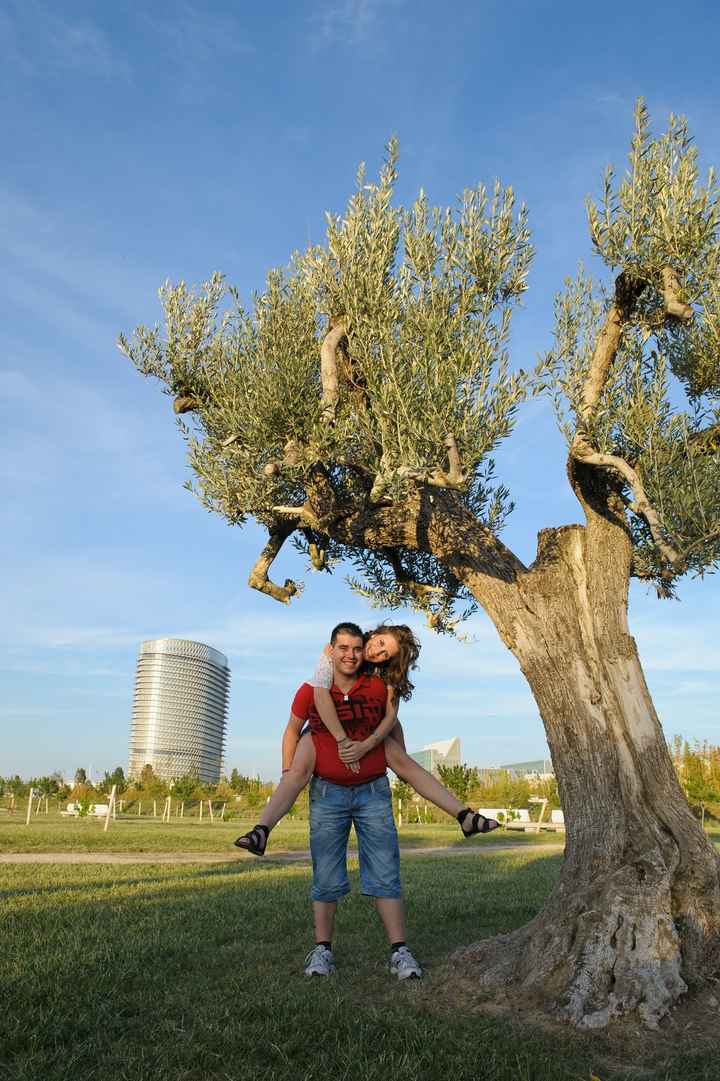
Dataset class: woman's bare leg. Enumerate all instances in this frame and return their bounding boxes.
[257,734,316,831]
[384,737,466,817]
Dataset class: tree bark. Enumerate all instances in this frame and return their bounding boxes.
[452,483,720,1029]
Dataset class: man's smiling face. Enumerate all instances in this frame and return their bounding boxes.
[330,632,364,679]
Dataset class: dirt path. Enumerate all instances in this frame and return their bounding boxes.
[0,843,563,865]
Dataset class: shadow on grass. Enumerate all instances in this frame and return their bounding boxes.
[0,861,265,902]
[0,850,715,1081]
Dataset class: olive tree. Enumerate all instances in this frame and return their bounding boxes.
[120,103,720,1028]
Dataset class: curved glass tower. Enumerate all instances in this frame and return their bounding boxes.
[128,638,230,783]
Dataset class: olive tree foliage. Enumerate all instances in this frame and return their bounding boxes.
[120,105,720,624]
[540,102,720,593]
[119,140,531,627]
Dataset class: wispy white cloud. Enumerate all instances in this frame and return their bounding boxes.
[1,1,131,81]
[310,0,403,47]
[1,365,186,514]
[0,186,164,342]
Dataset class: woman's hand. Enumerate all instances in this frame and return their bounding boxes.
[335,737,361,772]
[338,738,372,763]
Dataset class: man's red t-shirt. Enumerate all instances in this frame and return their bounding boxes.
[291,674,388,785]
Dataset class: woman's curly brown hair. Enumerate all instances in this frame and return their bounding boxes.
[364,624,421,701]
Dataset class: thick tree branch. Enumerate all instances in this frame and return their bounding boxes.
[273,503,323,530]
[275,481,525,626]
[580,272,646,423]
[260,439,304,476]
[384,549,447,603]
[369,433,466,501]
[248,523,299,603]
[334,487,526,620]
[300,529,327,570]
[571,435,681,566]
[320,318,346,424]
[444,433,463,485]
[173,395,200,414]
[661,266,693,322]
[308,542,326,570]
[383,551,453,630]
[273,466,347,532]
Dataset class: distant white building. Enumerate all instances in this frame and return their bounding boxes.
[498,758,555,781]
[128,638,230,783]
[408,737,461,775]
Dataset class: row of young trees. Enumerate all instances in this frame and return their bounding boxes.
[670,737,720,825]
[4,741,718,822]
[0,764,273,807]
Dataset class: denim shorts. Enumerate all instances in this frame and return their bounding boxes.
[309,774,401,902]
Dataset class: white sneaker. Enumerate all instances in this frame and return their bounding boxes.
[304,944,336,977]
[390,946,423,980]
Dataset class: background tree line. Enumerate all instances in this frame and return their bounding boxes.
[0,764,276,818]
[3,740,718,824]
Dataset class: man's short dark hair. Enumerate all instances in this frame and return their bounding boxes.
[330,621,364,644]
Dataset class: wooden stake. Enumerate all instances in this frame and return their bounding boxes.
[138,800,142,816]
[180,801,184,818]
[25,790,34,826]
[208,800,214,823]
[199,800,203,822]
[153,799,157,818]
[220,802,226,820]
[104,785,117,833]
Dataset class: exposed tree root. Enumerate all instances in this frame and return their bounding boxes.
[451,850,720,1030]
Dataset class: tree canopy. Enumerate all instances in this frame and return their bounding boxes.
[120,103,719,623]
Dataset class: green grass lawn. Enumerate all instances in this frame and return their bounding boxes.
[1,847,716,1081]
[0,813,564,854]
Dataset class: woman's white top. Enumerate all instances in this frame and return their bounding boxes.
[309,650,334,690]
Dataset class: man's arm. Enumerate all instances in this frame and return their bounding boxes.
[281,712,305,772]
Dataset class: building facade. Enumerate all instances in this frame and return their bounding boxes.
[498,758,555,781]
[409,737,461,775]
[128,638,230,783]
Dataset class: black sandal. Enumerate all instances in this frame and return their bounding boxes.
[457,809,499,836]
[234,824,269,856]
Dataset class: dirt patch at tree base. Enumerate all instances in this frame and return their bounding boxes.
[425,962,720,1078]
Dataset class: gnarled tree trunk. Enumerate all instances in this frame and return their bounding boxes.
[243,460,720,1028]
[456,480,720,1028]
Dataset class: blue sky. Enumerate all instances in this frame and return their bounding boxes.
[2,0,720,782]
